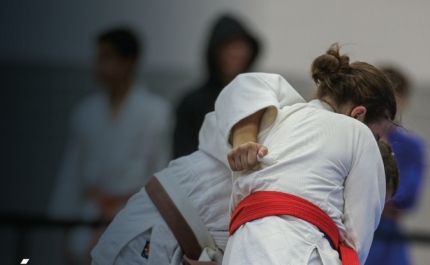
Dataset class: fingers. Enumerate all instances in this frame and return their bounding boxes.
[227,142,268,171]
[235,151,244,171]
[227,150,237,171]
[257,146,268,158]
[240,145,251,170]
[247,146,257,166]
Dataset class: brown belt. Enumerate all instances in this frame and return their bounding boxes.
[145,176,218,265]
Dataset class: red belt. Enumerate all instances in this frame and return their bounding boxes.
[229,191,359,265]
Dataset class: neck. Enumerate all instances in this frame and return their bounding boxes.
[107,80,132,116]
[320,96,355,116]
[320,96,338,113]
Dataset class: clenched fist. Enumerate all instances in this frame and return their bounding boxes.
[227,142,268,171]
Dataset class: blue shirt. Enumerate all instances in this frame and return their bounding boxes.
[389,127,426,209]
[365,127,426,265]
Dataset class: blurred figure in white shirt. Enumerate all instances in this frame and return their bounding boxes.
[48,27,173,265]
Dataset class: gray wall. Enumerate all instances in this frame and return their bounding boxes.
[2,1,430,83]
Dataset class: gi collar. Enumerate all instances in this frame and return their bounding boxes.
[308,99,336,113]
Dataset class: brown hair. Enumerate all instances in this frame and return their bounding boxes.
[378,141,399,198]
[380,66,411,97]
[311,43,397,124]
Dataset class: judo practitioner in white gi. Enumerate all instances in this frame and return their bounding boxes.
[91,44,396,265]
[49,28,173,264]
[216,45,396,264]
[91,70,305,265]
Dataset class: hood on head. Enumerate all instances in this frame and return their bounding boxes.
[205,15,261,85]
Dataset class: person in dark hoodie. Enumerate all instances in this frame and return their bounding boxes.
[173,15,261,158]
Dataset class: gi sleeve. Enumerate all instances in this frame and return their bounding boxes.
[198,73,305,164]
[48,110,84,219]
[214,73,305,146]
[342,123,385,264]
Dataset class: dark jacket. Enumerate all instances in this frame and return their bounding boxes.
[173,15,261,158]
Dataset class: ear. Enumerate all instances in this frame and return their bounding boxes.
[350,106,367,122]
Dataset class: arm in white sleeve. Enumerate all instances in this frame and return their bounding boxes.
[214,73,305,146]
[198,112,231,166]
[48,114,83,219]
[343,125,386,264]
[199,73,305,163]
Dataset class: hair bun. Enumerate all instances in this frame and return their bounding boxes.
[311,43,350,84]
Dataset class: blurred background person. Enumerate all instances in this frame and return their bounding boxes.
[365,66,427,265]
[173,14,261,158]
[47,28,173,265]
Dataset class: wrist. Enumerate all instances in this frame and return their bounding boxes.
[229,109,266,148]
[232,134,257,148]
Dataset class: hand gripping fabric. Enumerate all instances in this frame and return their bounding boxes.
[145,173,222,265]
[229,191,360,265]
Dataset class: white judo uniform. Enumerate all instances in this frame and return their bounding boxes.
[49,85,173,263]
[208,73,386,265]
[91,150,232,265]
[91,74,305,264]
[49,85,173,221]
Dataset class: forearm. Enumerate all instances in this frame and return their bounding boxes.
[227,109,268,171]
[230,109,266,148]
[214,73,305,145]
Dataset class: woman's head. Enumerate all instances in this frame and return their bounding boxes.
[380,66,411,119]
[311,44,397,134]
[378,141,399,202]
[381,66,411,98]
